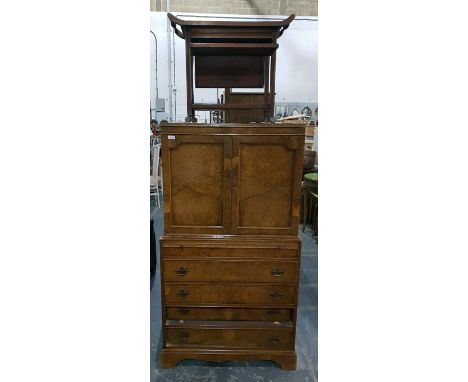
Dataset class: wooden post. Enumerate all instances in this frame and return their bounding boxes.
[263,56,270,122]
[270,50,277,122]
[184,30,196,122]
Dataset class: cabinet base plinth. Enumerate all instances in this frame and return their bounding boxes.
[160,349,296,370]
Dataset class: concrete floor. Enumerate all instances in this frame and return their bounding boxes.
[151,201,318,381]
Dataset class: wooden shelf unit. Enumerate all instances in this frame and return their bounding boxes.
[168,13,295,122]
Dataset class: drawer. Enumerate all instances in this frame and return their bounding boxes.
[166,326,294,350]
[166,307,293,321]
[162,259,298,283]
[164,283,296,305]
[161,245,299,259]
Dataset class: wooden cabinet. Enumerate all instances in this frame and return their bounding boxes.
[162,125,303,236]
[159,123,304,370]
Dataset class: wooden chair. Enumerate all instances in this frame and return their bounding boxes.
[150,135,157,171]
[150,143,162,208]
[309,191,318,242]
[303,150,317,175]
[302,172,318,238]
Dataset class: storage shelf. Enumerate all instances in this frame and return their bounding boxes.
[192,103,270,110]
[190,42,279,56]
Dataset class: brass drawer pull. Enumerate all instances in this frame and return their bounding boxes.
[271,267,284,277]
[267,336,280,344]
[267,309,280,317]
[175,267,189,276]
[176,289,189,298]
[269,291,283,300]
[178,331,190,341]
[177,307,190,315]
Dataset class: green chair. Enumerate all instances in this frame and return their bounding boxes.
[304,172,318,187]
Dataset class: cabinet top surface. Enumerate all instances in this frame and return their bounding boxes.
[160,123,306,136]
[162,123,305,128]
[168,13,295,28]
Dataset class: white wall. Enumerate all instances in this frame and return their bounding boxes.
[150,12,318,122]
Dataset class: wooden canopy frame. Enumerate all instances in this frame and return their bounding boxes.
[168,13,295,122]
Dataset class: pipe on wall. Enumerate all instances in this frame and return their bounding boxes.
[172,29,177,121]
[150,30,159,120]
[166,0,173,121]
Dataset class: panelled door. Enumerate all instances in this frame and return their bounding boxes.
[162,134,232,234]
[231,135,303,235]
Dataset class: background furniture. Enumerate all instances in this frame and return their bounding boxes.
[303,150,317,175]
[168,13,295,122]
[150,135,158,170]
[159,123,305,369]
[150,218,156,276]
[150,143,162,208]
[223,89,266,123]
[302,172,318,239]
[310,192,318,241]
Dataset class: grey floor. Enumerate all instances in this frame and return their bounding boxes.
[151,200,318,382]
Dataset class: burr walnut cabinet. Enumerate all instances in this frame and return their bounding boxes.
[159,123,305,369]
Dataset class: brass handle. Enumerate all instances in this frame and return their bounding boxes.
[267,336,280,344]
[175,267,188,276]
[269,291,283,300]
[177,307,190,315]
[267,309,280,317]
[271,267,284,277]
[178,331,190,341]
[176,289,189,298]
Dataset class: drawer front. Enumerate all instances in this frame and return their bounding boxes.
[164,284,296,305]
[163,260,298,283]
[161,245,299,259]
[166,327,294,350]
[166,307,293,321]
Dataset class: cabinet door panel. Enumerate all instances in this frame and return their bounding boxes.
[162,135,231,234]
[232,136,303,235]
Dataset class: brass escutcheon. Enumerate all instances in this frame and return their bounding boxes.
[176,289,189,298]
[175,267,189,276]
